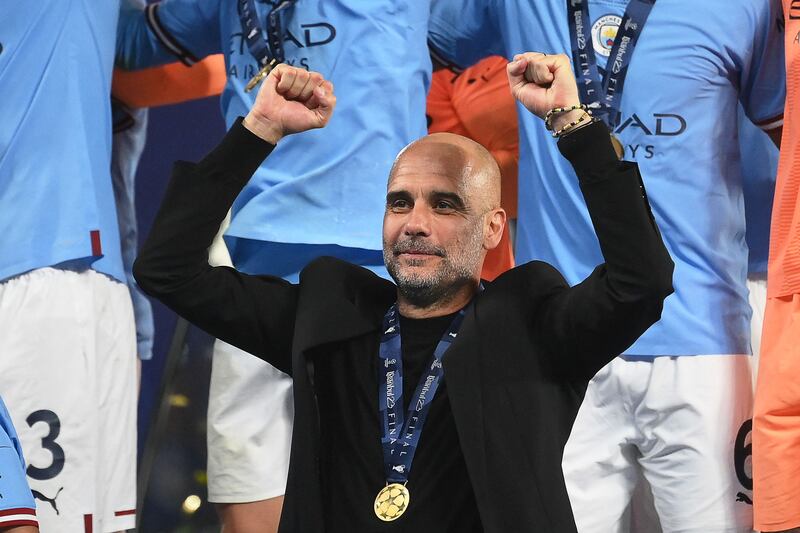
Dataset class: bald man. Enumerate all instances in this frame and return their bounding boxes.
[134,56,673,532]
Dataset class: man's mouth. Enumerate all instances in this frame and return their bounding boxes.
[393,241,445,258]
[398,251,438,259]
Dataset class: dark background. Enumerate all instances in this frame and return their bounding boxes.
[135,96,226,531]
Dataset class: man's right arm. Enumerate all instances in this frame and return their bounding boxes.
[116,0,222,70]
[134,66,336,375]
[133,119,298,373]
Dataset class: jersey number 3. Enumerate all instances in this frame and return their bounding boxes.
[26,409,65,480]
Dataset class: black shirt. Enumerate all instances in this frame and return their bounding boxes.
[315,311,483,533]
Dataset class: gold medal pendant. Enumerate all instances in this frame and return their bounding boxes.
[374,483,410,522]
[245,58,279,93]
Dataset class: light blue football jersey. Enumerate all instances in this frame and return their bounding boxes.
[429,0,785,356]
[0,1,125,283]
[0,396,35,515]
[117,0,430,277]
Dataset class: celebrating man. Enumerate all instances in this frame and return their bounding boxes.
[134,55,673,531]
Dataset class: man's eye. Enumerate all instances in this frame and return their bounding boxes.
[391,200,410,209]
[435,201,453,210]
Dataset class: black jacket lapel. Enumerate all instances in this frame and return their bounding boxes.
[293,257,395,355]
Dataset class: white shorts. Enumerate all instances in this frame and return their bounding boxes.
[206,339,294,503]
[0,267,138,532]
[562,354,754,533]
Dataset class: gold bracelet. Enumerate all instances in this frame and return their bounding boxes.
[552,111,594,138]
[545,103,589,131]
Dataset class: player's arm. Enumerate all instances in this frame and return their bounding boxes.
[133,66,336,375]
[112,55,226,109]
[740,0,785,150]
[115,0,222,70]
[508,53,674,381]
[428,0,504,71]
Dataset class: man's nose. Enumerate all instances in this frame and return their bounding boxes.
[403,205,432,236]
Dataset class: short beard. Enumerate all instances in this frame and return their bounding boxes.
[383,227,484,310]
[390,266,471,309]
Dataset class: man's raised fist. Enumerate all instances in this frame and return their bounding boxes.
[507,53,583,132]
[244,64,336,144]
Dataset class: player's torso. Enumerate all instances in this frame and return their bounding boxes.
[499,0,772,355]
[0,0,124,282]
[769,0,800,296]
[214,0,431,251]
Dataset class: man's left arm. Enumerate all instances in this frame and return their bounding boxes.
[537,122,674,380]
[508,53,674,381]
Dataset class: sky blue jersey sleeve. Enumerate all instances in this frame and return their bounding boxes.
[0,397,35,514]
[428,0,504,70]
[739,0,785,127]
[116,0,222,70]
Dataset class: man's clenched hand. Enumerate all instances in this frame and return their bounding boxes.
[507,53,583,132]
[243,65,336,144]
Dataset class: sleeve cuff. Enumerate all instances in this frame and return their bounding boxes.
[199,116,275,177]
[757,114,784,131]
[557,120,619,173]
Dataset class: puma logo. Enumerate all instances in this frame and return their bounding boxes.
[33,487,63,515]
[735,492,753,505]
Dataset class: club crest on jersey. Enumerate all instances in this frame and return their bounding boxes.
[592,14,622,58]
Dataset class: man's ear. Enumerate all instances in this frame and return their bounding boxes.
[483,208,507,251]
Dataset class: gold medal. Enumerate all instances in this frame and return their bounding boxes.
[610,133,624,160]
[374,483,410,521]
[245,58,279,93]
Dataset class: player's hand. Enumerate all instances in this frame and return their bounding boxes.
[243,65,336,144]
[507,53,582,131]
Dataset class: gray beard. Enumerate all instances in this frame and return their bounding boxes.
[391,269,472,309]
[383,231,484,309]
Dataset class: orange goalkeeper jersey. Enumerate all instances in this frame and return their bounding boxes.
[769,4,800,297]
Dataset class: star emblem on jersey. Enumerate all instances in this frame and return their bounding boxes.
[592,14,622,58]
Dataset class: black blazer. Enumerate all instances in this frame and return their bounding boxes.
[134,119,673,532]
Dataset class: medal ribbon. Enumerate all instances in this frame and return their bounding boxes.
[377,305,466,484]
[567,0,656,128]
[237,0,296,67]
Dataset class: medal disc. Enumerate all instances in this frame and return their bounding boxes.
[374,483,410,522]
